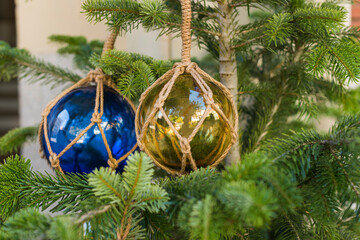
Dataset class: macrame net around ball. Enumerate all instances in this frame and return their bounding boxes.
[135,0,238,175]
[39,31,138,173]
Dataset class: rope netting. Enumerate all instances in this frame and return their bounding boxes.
[39,29,138,173]
[135,0,238,175]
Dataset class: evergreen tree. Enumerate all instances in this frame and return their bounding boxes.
[0,0,360,239]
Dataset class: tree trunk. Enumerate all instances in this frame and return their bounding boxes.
[218,1,240,164]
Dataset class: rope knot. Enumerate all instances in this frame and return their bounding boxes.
[173,62,188,74]
[173,62,185,68]
[50,153,60,168]
[137,139,145,150]
[231,132,238,144]
[95,76,104,84]
[88,69,106,83]
[154,97,166,109]
[91,112,102,123]
[185,62,197,73]
[173,62,198,74]
[103,75,114,87]
[179,137,191,154]
[203,93,214,106]
[108,157,118,170]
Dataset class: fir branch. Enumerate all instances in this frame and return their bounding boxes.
[1,157,91,215]
[325,41,360,83]
[76,205,112,225]
[86,6,139,14]
[118,206,131,240]
[88,168,125,205]
[231,34,266,49]
[1,0,360,238]
[284,215,301,240]
[292,7,346,24]
[141,211,172,240]
[122,152,156,200]
[131,60,156,87]
[0,153,169,239]
[218,180,278,227]
[253,93,284,152]
[234,18,269,36]
[117,73,141,98]
[0,208,82,240]
[92,49,171,99]
[330,148,360,199]
[307,46,328,77]
[20,171,93,213]
[0,41,81,86]
[231,12,292,49]
[82,0,220,36]
[0,155,33,220]
[87,153,169,239]
[266,115,360,179]
[161,168,220,227]
[0,126,38,155]
[264,13,293,47]
[188,195,215,239]
[49,35,104,71]
[230,0,287,8]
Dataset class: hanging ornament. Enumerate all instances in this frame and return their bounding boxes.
[135,0,238,175]
[39,31,138,174]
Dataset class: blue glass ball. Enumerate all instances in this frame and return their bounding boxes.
[42,85,137,174]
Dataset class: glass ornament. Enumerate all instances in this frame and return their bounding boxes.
[136,0,238,175]
[41,86,137,174]
[137,74,236,173]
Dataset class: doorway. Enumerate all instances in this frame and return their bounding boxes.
[0,0,18,162]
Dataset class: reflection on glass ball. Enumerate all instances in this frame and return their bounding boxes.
[42,86,137,174]
[138,74,235,172]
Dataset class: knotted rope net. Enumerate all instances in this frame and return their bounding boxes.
[39,30,138,173]
[135,0,238,175]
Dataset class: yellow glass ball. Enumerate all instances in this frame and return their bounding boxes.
[137,74,235,172]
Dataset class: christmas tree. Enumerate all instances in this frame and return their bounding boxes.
[1,0,360,239]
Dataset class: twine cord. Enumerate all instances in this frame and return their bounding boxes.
[39,29,138,173]
[102,28,120,57]
[181,0,192,63]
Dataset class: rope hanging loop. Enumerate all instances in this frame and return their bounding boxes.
[38,29,138,175]
[180,0,192,63]
[135,0,238,175]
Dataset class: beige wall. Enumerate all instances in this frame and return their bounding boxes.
[15,0,249,59]
[16,0,121,53]
[15,0,180,59]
